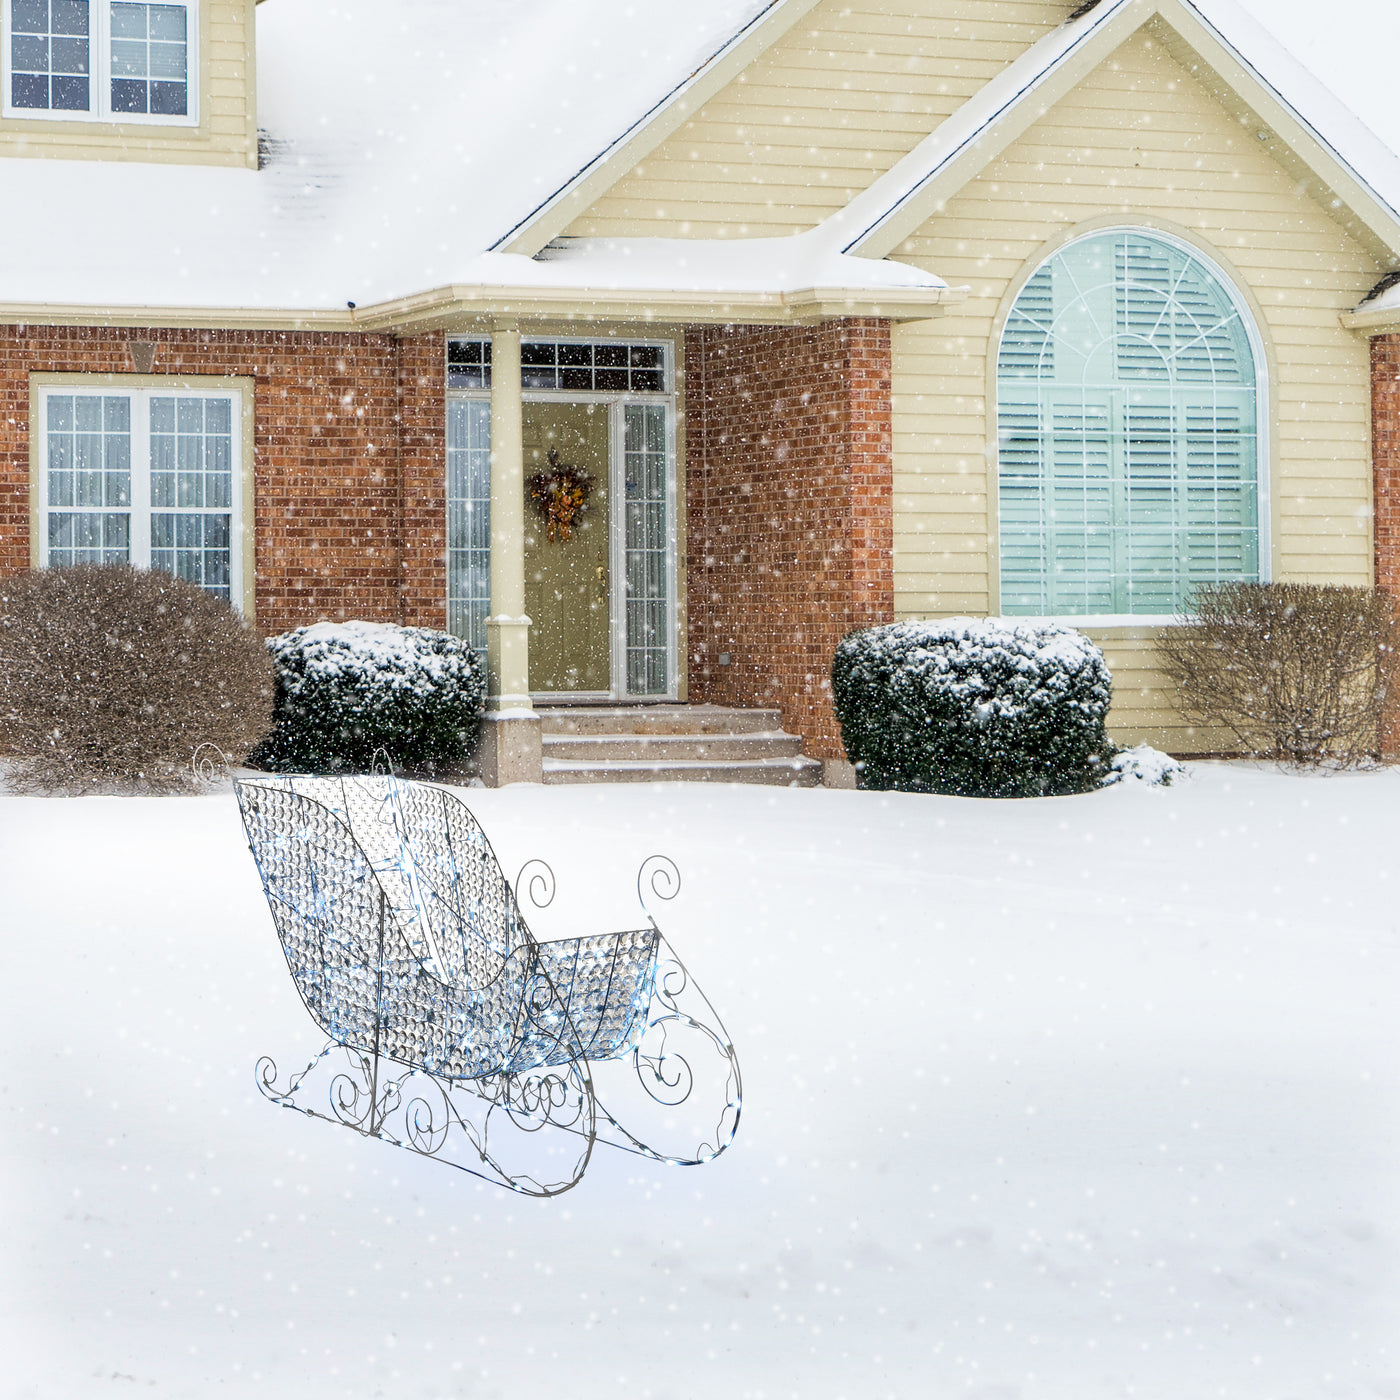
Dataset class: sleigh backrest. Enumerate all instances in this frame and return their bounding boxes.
[239,779,551,1078]
[238,775,532,993]
[236,781,422,1054]
[366,777,531,990]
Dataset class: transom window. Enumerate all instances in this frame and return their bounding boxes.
[997,229,1262,616]
[39,386,243,606]
[447,338,671,395]
[5,0,193,121]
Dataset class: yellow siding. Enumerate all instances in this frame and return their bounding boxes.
[566,0,1068,239]
[0,0,256,168]
[889,28,1382,752]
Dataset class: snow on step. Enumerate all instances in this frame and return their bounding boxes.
[542,755,823,786]
[535,704,821,786]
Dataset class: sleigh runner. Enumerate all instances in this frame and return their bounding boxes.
[236,774,741,1195]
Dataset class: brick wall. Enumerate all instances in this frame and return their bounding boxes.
[0,326,449,635]
[684,319,895,760]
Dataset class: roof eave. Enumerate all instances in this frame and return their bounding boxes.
[0,284,966,336]
[1340,303,1400,335]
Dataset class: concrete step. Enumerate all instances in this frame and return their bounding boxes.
[537,704,784,737]
[541,755,824,786]
[542,731,803,763]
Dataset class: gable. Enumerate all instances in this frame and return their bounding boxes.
[563,0,1071,241]
[887,25,1380,638]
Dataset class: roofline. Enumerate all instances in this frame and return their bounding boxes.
[839,0,1400,264]
[836,0,1144,257]
[491,0,826,258]
[0,282,965,336]
[1340,303,1400,336]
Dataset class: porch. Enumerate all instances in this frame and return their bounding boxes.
[462,318,895,787]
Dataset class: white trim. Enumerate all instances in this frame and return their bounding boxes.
[2,0,198,127]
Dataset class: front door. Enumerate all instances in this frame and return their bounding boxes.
[523,402,612,694]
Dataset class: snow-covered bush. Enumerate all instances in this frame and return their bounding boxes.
[1102,745,1183,788]
[0,563,275,793]
[831,618,1115,798]
[251,620,485,775]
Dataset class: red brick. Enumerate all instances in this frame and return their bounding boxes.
[684,320,894,760]
[0,326,447,636]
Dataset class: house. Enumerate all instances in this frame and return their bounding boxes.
[2,0,1399,784]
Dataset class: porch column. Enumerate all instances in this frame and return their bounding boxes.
[479,317,542,784]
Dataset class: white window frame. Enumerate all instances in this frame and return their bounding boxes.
[992,226,1271,623]
[31,375,253,616]
[2,0,198,126]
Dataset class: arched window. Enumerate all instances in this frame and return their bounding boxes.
[997,229,1261,615]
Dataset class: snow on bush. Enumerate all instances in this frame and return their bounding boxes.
[1102,744,1184,788]
[0,563,275,794]
[831,617,1115,798]
[251,620,485,775]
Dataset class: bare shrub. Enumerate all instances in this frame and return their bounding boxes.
[0,564,276,793]
[1155,582,1399,767]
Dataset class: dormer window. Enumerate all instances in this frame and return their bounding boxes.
[4,0,193,122]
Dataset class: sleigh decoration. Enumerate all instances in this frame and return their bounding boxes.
[235,775,741,1196]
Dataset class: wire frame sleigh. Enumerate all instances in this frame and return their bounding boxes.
[235,775,742,1196]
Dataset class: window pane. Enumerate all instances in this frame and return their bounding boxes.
[446,338,491,389]
[12,0,90,110]
[446,400,491,655]
[109,75,145,111]
[53,0,89,33]
[109,38,143,75]
[108,2,186,118]
[148,1,181,38]
[13,35,49,69]
[624,403,668,696]
[997,231,1259,616]
[50,33,87,70]
[13,0,48,31]
[110,1,146,36]
[11,72,46,106]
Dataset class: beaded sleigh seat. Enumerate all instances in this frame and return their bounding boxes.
[236,774,741,1196]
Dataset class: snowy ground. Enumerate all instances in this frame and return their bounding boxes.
[2,764,1398,1399]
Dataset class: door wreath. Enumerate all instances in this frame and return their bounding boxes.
[527,448,594,543]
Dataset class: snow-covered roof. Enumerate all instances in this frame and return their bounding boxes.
[3,0,916,321]
[0,0,1397,327]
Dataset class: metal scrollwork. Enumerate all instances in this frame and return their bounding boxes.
[191,742,232,787]
[236,774,741,1194]
[637,853,681,916]
[515,858,556,912]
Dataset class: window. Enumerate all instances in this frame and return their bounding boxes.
[623,403,668,695]
[5,0,193,121]
[520,340,666,394]
[39,385,243,607]
[447,397,491,652]
[997,230,1262,616]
